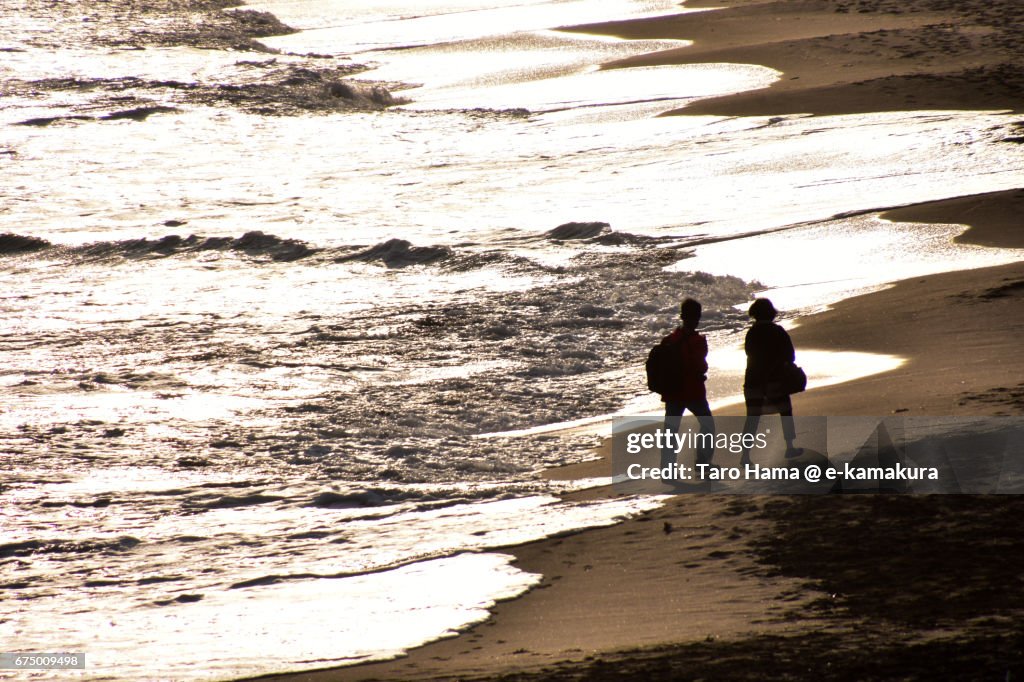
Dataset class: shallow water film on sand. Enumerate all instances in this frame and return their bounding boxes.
[2,0,1024,679]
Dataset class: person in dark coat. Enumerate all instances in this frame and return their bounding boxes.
[742,298,799,459]
[660,298,714,467]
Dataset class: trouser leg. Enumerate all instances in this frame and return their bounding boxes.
[662,401,683,469]
[777,395,796,448]
[687,399,716,465]
[740,394,763,465]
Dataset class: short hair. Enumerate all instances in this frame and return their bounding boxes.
[748,298,777,321]
[680,298,702,322]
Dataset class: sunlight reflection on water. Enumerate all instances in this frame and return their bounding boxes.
[677,213,1024,312]
[4,0,1024,678]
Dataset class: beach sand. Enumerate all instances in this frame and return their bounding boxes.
[786,191,1024,418]
[249,193,1024,682]
[574,0,1024,117]
[248,2,1024,680]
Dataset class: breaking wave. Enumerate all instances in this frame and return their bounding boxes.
[545,221,610,240]
[0,231,315,262]
[0,226,683,272]
[337,238,453,268]
[0,536,141,558]
[0,232,52,253]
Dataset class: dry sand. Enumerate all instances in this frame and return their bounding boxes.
[248,1,1024,680]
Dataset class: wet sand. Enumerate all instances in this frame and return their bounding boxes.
[249,192,1024,682]
[572,0,1024,116]
[786,189,1024,418]
[246,1,1024,680]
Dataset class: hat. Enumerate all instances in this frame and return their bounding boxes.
[748,298,777,321]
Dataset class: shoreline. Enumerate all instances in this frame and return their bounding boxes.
[245,197,1023,682]
[244,1,1024,680]
[786,189,1024,417]
[567,0,1024,117]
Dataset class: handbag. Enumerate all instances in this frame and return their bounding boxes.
[768,362,807,396]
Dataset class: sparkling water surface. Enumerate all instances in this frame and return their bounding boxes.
[2,0,1024,679]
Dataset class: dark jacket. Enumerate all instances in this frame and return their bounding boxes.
[661,327,709,402]
[743,321,795,390]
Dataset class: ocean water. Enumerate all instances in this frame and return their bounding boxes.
[2,0,1024,679]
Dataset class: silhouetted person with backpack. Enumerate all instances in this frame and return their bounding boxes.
[650,298,714,467]
[741,297,800,461]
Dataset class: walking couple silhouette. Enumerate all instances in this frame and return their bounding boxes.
[655,297,802,470]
